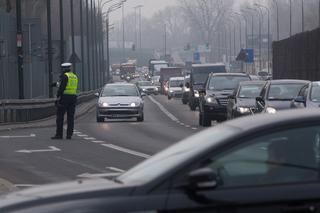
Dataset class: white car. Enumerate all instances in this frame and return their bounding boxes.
[168,77,184,100]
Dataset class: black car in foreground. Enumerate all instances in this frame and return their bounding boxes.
[199,73,251,126]
[2,109,320,212]
[291,81,320,109]
[256,79,310,114]
[227,81,265,119]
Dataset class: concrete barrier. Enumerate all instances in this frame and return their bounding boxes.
[0,90,98,124]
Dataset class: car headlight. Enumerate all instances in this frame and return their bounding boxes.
[194,90,200,98]
[169,90,174,93]
[266,107,277,114]
[142,88,146,91]
[184,87,190,92]
[206,97,218,104]
[99,102,108,107]
[130,102,140,107]
[238,107,250,114]
[155,87,158,91]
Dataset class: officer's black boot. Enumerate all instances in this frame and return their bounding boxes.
[51,135,63,140]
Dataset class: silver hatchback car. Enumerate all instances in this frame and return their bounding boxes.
[96,83,145,122]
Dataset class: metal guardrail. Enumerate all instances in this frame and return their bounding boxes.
[0,90,98,124]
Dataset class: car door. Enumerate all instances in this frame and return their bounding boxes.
[164,124,320,212]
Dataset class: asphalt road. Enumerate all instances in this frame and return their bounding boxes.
[0,93,203,189]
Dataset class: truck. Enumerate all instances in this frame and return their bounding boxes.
[148,59,169,77]
[159,67,183,95]
[120,63,136,81]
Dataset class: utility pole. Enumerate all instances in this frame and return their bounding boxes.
[273,0,279,40]
[59,0,64,64]
[122,3,125,63]
[90,0,96,89]
[47,0,53,98]
[301,0,304,32]
[106,18,110,83]
[70,0,76,71]
[16,0,24,99]
[139,6,143,50]
[80,0,85,91]
[86,0,91,90]
[290,0,292,36]
[164,24,167,57]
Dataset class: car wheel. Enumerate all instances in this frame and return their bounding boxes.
[137,113,144,122]
[97,116,104,123]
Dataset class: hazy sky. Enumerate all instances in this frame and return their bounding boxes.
[108,0,178,21]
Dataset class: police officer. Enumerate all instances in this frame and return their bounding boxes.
[51,63,78,140]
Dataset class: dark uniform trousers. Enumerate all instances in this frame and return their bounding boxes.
[56,94,77,137]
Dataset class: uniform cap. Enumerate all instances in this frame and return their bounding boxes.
[61,63,72,68]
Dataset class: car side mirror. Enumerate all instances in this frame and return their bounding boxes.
[188,168,218,191]
[294,96,305,104]
[141,92,146,97]
[228,95,235,99]
[185,82,190,89]
[94,93,99,97]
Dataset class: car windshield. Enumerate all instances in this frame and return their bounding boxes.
[117,126,239,184]
[170,80,184,87]
[101,85,139,97]
[192,66,226,85]
[208,76,251,90]
[238,84,264,98]
[138,82,152,86]
[154,64,168,72]
[268,84,306,100]
[311,85,320,102]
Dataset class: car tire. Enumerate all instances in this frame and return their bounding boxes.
[137,113,144,122]
[168,96,172,100]
[182,98,188,105]
[97,116,104,123]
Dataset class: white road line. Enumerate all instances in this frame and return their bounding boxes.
[106,167,125,173]
[84,137,96,140]
[0,134,36,139]
[101,144,151,159]
[56,156,106,172]
[16,146,61,153]
[92,140,105,143]
[180,123,185,126]
[74,131,82,134]
[192,127,198,130]
[77,134,88,137]
[185,125,191,128]
[14,184,38,188]
[148,96,179,122]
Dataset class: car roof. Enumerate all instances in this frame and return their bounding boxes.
[169,77,184,80]
[192,63,225,68]
[311,81,320,86]
[210,73,250,77]
[224,108,320,132]
[239,80,266,85]
[104,83,136,87]
[269,79,310,85]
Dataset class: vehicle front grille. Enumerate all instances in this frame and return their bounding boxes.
[217,98,229,106]
[109,103,129,107]
[100,110,139,115]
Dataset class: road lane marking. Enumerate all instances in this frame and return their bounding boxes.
[77,172,121,179]
[106,166,125,173]
[14,184,38,188]
[148,96,179,122]
[77,134,88,137]
[192,127,198,130]
[185,125,191,128]
[92,140,105,143]
[101,144,151,159]
[15,146,60,153]
[84,137,96,140]
[56,156,106,172]
[0,134,36,139]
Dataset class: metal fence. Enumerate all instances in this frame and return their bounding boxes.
[273,28,320,80]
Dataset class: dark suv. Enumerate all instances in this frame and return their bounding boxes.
[199,73,251,126]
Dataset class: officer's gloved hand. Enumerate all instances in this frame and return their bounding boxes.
[50,82,60,88]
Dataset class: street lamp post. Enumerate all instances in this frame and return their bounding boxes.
[70,0,76,71]
[47,0,53,98]
[59,0,64,65]
[235,12,247,48]
[86,0,91,90]
[80,0,85,91]
[301,0,304,32]
[290,0,292,36]
[255,3,271,73]
[231,13,242,50]
[272,0,280,40]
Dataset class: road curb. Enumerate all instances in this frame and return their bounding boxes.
[0,101,96,132]
[0,178,17,194]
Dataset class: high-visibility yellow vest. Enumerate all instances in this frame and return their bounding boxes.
[63,72,78,95]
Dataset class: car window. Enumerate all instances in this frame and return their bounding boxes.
[203,126,320,188]
[208,76,250,90]
[238,84,264,98]
[298,85,308,97]
[311,86,320,102]
[268,84,306,100]
[101,85,139,97]
[170,80,184,87]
